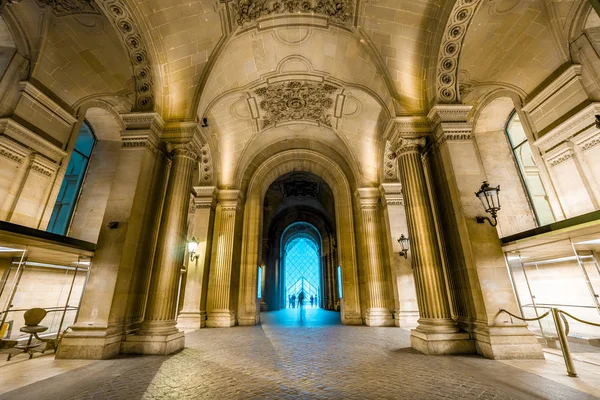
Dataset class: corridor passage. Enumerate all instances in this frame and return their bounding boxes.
[1,309,597,400]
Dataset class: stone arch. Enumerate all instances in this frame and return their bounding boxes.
[237,149,362,326]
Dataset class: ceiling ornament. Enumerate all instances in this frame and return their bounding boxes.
[35,0,100,16]
[233,0,353,28]
[255,81,337,128]
[436,0,483,104]
[94,0,155,111]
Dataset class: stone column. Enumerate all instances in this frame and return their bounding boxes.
[123,141,199,355]
[356,188,394,326]
[426,105,543,359]
[177,186,218,329]
[380,183,419,328]
[206,190,244,327]
[396,136,473,354]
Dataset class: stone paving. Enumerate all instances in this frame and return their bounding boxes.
[1,308,597,400]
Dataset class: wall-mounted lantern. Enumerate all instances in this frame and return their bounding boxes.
[188,237,199,262]
[475,181,501,227]
[397,234,410,259]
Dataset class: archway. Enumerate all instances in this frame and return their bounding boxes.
[237,149,362,326]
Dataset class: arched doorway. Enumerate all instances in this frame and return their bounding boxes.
[281,222,322,309]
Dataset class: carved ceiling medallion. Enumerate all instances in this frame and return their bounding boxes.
[233,0,353,28]
[36,0,100,16]
[255,81,337,128]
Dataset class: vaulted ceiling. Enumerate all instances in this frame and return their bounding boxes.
[1,0,592,187]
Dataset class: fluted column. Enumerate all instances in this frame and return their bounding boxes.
[396,137,458,333]
[138,142,199,337]
[206,190,243,327]
[356,188,394,326]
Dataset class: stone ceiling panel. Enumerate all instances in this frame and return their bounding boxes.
[458,0,568,99]
[32,12,134,108]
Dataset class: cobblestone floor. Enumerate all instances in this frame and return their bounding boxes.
[2,308,597,400]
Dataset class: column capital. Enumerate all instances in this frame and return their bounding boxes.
[393,136,427,156]
[217,189,244,212]
[166,141,202,161]
[427,105,473,146]
[379,183,403,207]
[355,187,381,209]
[192,186,218,209]
[121,112,165,136]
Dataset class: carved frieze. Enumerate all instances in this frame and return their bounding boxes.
[383,141,398,182]
[199,143,214,185]
[35,0,100,16]
[233,0,353,28]
[255,80,337,128]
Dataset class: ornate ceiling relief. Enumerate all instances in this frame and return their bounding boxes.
[95,0,155,111]
[232,0,354,28]
[35,0,100,16]
[198,143,214,185]
[436,0,483,103]
[383,141,398,182]
[254,81,338,128]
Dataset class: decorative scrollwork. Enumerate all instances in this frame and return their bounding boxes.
[436,0,483,103]
[383,141,399,182]
[255,80,338,128]
[199,143,214,185]
[233,0,353,28]
[35,0,100,16]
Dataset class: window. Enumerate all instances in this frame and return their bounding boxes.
[505,112,554,226]
[284,236,320,307]
[47,122,95,235]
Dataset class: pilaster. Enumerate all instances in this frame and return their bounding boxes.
[379,183,419,328]
[178,186,218,330]
[206,189,244,327]
[355,187,394,326]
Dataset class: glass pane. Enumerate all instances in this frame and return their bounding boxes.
[47,125,95,236]
[513,143,555,225]
[506,112,527,148]
[74,122,95,156]
[284,237,320,307]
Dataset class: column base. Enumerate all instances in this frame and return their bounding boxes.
[177,311,206,330]
[396,310,419,328]
[474,323,545,360]
[365,308,394,327]
[56,325,123,360]
[121,331,185,355]
[410,329,475,355]
[206,310,235,327]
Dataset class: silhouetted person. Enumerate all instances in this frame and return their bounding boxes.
[310,295,314,307]
[291,294,296,308]
[298,292,304,307]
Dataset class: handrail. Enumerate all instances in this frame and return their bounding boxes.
[0,306,78,316]
[498,307,600,377]
[522,303,598,310]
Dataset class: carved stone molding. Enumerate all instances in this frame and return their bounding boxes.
[121,135,160,154]
[379,183,403,207]
[436,0,483,103]
[217,189,244,212]
[232,0,354,29]
[30,154,58,179]
[20,82,78,127]
[0,119,67,163]
[255,80,338,128]
[355,187,381,210]
[0,135,29,165]
[544,143,575,168]
[193,186,218,209]
[533,102,600,153]
[95,0,155,110]
[35,0,100,16]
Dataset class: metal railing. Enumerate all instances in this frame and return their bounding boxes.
[498,307,600,377]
